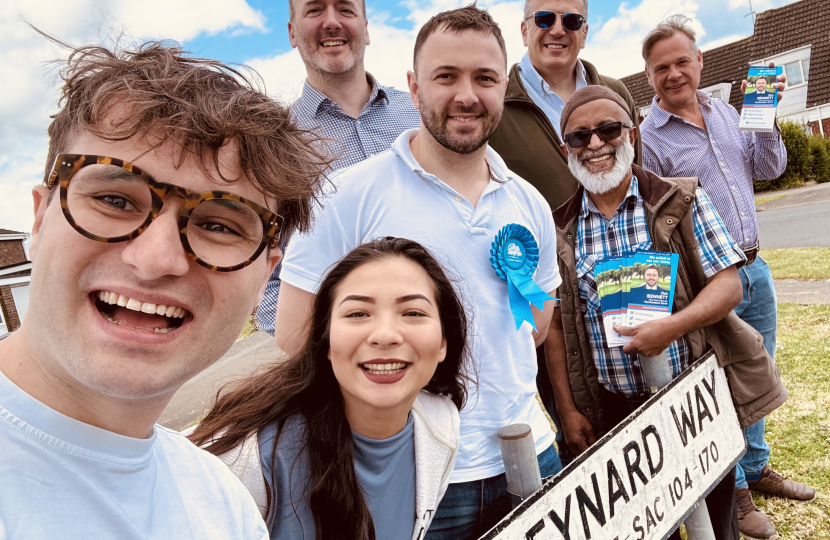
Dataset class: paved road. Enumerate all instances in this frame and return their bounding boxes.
[758,201,830,248]
[159,331,284,430]
[756,182,830,248]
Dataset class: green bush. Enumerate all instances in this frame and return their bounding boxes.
[757,120,809,192]
[807,135,830,183]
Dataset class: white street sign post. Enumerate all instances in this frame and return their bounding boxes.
[481,351,746,540]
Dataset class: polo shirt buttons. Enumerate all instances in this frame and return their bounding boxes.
[454,195,462,202]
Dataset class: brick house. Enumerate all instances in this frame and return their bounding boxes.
[0,229,31,337]
[621,0,829,135]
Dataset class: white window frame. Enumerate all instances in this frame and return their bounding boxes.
[701,82,733,102]
[639,105,652,119]
[750,44,812,90]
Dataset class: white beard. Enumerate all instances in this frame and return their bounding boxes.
[568,137,635,195]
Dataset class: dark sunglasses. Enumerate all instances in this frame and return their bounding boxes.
[563,122,631,148]
[524,11,585,31]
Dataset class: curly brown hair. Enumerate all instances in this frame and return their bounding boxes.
[44,39,331,237]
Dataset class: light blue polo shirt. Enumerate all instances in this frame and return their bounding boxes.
[281,129,560,482]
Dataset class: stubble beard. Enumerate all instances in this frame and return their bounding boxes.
[300,30,366,79]
[568,137,635,194]
[421,103,500,155]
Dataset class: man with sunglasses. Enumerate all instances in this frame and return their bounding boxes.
[489,0,640,213]
[0,41,327,538]
[638,17,811,539]
[546,84,789,540]
[488,0,641,465]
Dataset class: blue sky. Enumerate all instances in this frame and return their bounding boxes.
[0,0,797,232]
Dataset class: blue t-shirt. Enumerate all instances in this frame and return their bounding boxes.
[260,414,416,540]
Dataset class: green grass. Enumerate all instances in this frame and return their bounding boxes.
[755,194,789,206]
[755,303,830,538]
[238,316,258,340]
[761,248,830,280]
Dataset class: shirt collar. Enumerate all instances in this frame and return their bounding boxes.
[649,90,712,128]
[519,53,587,96]
[580,174,641,218]
[391,128,516,186]
[295,72,389,118]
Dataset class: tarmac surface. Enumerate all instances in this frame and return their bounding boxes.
[158,330,284,430]
[756,182,830,248]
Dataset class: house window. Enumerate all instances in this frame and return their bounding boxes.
[785,62,804,86]
[710,89,723,100]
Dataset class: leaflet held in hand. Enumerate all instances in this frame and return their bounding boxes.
[739,66,783,132]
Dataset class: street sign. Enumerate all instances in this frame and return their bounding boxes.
[480,351,746,540]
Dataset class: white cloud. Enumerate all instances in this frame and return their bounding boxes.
[582,0,705,79]
[699,33,746,52]
[0,0,266,233]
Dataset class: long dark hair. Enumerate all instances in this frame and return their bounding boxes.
[190,237,471,540]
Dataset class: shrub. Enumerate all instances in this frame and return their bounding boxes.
[756,119,809,192]
[807,135,830,183]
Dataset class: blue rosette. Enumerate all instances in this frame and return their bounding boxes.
[489,224,554,331]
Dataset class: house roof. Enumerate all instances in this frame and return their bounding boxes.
[621,0,830,111]
[751,0,830,108]
[0,229,26,236]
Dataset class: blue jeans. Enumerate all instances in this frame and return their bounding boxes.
[424,444,563,540]
[733,256,776,489]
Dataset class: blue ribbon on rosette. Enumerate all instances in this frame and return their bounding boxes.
[489,224,555,331]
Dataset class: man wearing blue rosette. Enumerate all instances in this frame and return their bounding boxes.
[273,6,563,539]
[545,85,788,540]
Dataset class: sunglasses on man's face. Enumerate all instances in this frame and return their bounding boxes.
[563,122,631,148]
[524,11,586,31]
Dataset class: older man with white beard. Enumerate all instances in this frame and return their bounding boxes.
[543,85,758,539]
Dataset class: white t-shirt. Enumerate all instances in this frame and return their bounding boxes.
[282,129,561,482]
[0,370,268,540]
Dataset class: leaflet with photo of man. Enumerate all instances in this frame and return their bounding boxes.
[739,66,783,132]
[627,251,679,327]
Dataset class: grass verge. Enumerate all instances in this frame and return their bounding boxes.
[238,317,258,341]
[755,194,789,206]
[754,303,830,538]
[761,248,830,280]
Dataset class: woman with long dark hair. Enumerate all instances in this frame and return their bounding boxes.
[189,237,471,540]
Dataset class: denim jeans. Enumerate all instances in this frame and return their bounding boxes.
[733,256,776,489]
[424,444,563,540]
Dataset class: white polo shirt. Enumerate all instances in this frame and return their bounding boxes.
[282,129,560,482]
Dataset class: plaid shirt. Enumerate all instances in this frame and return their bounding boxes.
[255,75,420,335]
[641,91,787,249]
[576,175,745,396]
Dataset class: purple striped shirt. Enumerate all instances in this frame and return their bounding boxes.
[640,91,787,249]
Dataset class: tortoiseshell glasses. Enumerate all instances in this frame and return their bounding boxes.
[48,154,283,272]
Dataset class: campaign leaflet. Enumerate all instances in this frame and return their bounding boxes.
[621,252,634,326]
[739,66,783,132]
[596,255,630,346]
[627,251,679,327]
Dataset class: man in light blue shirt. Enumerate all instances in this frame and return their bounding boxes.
[255,0,420,335]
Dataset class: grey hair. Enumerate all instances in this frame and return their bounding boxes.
[642,14,698,64]
[523,0,588,20]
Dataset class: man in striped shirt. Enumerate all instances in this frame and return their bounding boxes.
[255,0,420,335]
[638,15,815,540]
